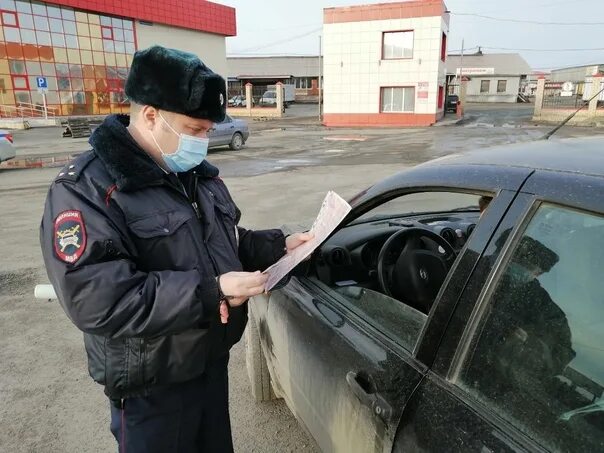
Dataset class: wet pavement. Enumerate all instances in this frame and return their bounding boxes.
[7,104,604,173]
[210,104,603,178]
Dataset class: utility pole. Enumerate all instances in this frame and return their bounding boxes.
[459,38,464,88]
[318,35,322,121]
[457,38,465,119]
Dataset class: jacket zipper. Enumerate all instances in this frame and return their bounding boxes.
[174,174,221,277]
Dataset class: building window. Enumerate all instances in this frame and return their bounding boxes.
[382,31,414,60]
[480,80,491,93]
[11,75,29,90]
[1,10,18,27]
[381,87,415,113]
[497,80,507,93]
[101,25,113,40]
[0,3,136,116]
[295,77,314,89]
[441,33,447,62]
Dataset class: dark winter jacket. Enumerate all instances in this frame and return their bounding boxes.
[40,115,286,398]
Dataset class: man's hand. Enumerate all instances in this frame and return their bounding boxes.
[285,232,314,254]
[218,271,268,307]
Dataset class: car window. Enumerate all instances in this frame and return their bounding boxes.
[455,204,604,452]
[355,192,481,223]
[313,190,491,352]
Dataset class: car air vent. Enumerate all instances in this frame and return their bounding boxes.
[330,247,349,266]
[440,228,456,244]
[467,224,476,236]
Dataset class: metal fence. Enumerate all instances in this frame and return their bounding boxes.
[447,83,460,96]
[251,84,279,109]
[542,81,590,109]
[227,86,247,108]
[225,84,283,109]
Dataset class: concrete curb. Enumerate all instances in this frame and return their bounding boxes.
[0,152,80,170]
[432,116,474,127]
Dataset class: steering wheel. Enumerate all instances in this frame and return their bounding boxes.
[377,227,456,314]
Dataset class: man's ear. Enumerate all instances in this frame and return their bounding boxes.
[141,105,159,130]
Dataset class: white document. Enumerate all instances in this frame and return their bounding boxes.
[264,191,352,291]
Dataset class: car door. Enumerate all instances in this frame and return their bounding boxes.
[398,171,604,452]
[261,186,521,453]
[209,115,232,147]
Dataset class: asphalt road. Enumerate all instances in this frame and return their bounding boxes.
[1,105,603,452]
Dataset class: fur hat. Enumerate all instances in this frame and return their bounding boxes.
[125,45,226,122]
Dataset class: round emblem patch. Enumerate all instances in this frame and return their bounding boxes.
[219,93,224,106]
[54,210,87,264]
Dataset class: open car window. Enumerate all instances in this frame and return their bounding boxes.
[353,192,482,224]
[311,190,492,353]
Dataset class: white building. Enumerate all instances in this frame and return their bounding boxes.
[550,64,604,83]
[322,0,450,127]
[227,56,322,102]
[445,52,531,103]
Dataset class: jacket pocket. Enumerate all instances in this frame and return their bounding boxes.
[128,210,191,238]
[127,210,197,271]
[213,200,239,254]
[104,337,128,391]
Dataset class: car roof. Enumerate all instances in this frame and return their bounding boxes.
[348,136,604,211]
[428,136,604,178]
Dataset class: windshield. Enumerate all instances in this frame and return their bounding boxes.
[354,191,483,223]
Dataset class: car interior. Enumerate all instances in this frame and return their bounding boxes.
[308,191,492,324]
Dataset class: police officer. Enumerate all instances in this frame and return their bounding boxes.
[40,46,312,452]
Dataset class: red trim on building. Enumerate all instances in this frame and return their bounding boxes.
[324,0,446,24]
[101,25,114,40]
[11,75,29,90]
[1,9,19,27]
[43,0,236,36]
[438,85,444,109]
[323,113,437,127]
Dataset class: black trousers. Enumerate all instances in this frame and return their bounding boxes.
[109,356,233,453]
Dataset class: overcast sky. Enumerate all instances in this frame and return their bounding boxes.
[220,0,604,70]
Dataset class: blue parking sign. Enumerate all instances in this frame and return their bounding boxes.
[36,77,48,89]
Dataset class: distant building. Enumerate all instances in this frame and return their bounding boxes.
[227,56,321,102]
[550,64,604,83]
[445,51,531,103]
[322,0,450,127]
[0,0,235,117]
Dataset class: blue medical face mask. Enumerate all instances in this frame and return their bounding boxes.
[150,111,210,173]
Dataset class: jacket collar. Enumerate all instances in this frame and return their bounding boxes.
[89,114,219,192]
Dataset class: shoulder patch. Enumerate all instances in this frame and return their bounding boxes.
[54,210,87,264]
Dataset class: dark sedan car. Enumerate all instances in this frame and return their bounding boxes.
[445,94,459,113]
[208,114,249,150]
[247,137,604,452]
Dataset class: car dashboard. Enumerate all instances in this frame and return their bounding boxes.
[314,211,481,289]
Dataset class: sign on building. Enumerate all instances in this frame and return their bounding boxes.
[456,67,495,76]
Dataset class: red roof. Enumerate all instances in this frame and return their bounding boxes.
[45,0,236,37]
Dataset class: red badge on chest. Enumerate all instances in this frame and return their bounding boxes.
[54,210,87,264]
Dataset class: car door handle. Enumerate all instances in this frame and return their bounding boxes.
[346,371,393,422]
[313,299,344,327]
[346,371,375,406]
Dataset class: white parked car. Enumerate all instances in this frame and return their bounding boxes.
[0,130,16,163]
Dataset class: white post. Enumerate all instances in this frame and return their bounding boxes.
[43,92,48,119]
[458,38,464,90]
[318,35,322,120]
